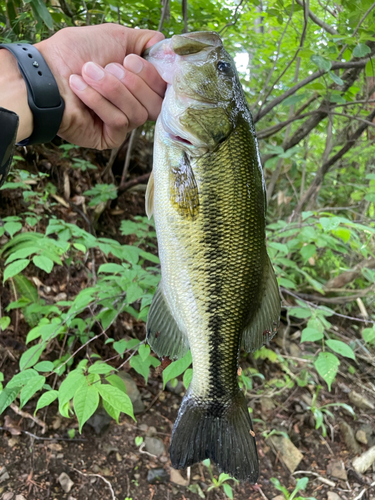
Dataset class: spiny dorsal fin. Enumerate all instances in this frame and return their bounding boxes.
[146,281,190,360]
[241,255,280,352]
[170,153,199,220]
[145,170,154,219]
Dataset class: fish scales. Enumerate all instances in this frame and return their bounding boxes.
[144,31,280,482]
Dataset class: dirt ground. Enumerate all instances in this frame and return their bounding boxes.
[0,144,375,500]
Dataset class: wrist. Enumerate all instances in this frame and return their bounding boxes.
[0,49,33,142]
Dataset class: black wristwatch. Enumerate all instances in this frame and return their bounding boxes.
[0,42,65,145]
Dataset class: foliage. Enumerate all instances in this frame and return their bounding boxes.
[0,0,374,480]
[271,476,317,500]
[202,459,239,500]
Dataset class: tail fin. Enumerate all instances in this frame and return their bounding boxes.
[170,390,258,482]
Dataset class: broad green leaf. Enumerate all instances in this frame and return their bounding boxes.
[105,374,127,393]
[103,399,120,423]
[58,371,87,408]
[296,477,309,491]
[0,386,21,414]
[4,259,29,282]
[30,0,54,29]
[326,339,356,360]
[73,384,100,432]
[34,361,54,372]
[363,327,375,345]
[319,217,341,232]
[301,328,324,343]
[311,54,331,71]
[0,316,11,330]
[138,344,151,362]
[289,307,312,319]
[163,351,192,389]
[223,483,233,499]
[314,352,340,390]
[34,390,59,414]
[129,355,150,384]
[4,221,22,237]
[183,368,193,389]
[113,339,129,356]
[300,244,316,262]
[98,263,126,274]
[33,255,54,273]
[20,375,45,408]
[7,369,39,388]
[329,71,344,86]
[270,478,289,497]
[97,384,135,420]
[19,344,45,370]
[353,43,371,58]
[88,362,114,375]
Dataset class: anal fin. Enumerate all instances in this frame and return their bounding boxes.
[146,282,190,360]
[242,255,280,352]
[145,170,154,219]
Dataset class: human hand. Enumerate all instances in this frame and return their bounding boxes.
[35,24,166,149]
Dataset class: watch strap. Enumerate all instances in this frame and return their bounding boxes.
[0,43,65,145]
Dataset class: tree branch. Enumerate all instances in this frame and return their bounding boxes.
[295,0,338,35]
[255,58,371,122]
[294,106,375,214]
[337,2,375,59]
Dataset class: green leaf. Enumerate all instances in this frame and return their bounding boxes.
[4,259,29,282]
[97,384,135,420]
[34,361,54,372]
[73,384,100,432]
[328,71,344,86]
[7,369,39,388]
[30,0,54,29]
[163,351,192,389]
[314,352,340,390]
[129,355,150,384]
[301,328,324,343]
[98,263,127,274]
[19,344,45,370]
[300,244,316,262]
[183,368,193,389]
[138,344,151,361]
[103,399,120,423]
[20,375,45,408]
[0,386,21,414]
[326,339,356,360]
[32,255,54,273]
[363,327,375,345]
[223,483,233,499]
[0,316,11,330]
[311,54,331,71]
[289,307,312,319]
[4,221,22,237]
[353,43,371,58]
[58,371,87,408]
[295,476,309,491]
[270,478,289,497]
[88,362,114,375]
[105,374,127,394]
[34,390,59,414]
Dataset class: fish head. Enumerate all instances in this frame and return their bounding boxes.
[144,32,245,153]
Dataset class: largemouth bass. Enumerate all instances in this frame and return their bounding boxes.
[144,32,280,482]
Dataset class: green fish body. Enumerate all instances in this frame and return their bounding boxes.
[144,32,280,482]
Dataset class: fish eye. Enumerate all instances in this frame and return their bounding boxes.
[217,61,232,74]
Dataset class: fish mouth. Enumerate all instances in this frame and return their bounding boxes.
[143,31,222,59]
[169,134,193,146]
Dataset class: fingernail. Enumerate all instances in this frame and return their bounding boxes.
[84,61,105,81]
[105,63,125,80]
[69,74,87,91]
[124,55,143,74]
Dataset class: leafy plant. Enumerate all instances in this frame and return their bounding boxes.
[270,477,316,500]
[203,459,239,500]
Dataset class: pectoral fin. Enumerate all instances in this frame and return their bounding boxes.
[170,153,199,219]
[146,281,190,360]
[242,256,280,352]
[145,170,154,219]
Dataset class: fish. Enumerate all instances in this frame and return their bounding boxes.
[143,31,280,482]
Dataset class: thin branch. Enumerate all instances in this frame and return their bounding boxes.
[10,404,47,434]
[0,427,87,442]
[256,57,372,123]
[72,468,116,500]
[118,172,150,195]
[182,0,188,33]
[295,0,338,35]
[121,129,137,186]
[255,0,309,121]
[252,1,295,111]
[158,0,169,32]
[338,2,375,59]
[317,0,337,18]
[294,106,375,213]
[330,111,375,128]
[218,0,247,35]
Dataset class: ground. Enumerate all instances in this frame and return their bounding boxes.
[0,143,374,500]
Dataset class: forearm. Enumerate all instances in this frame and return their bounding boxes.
[0,49,33,142]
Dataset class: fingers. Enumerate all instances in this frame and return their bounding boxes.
[123,55,166,98]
